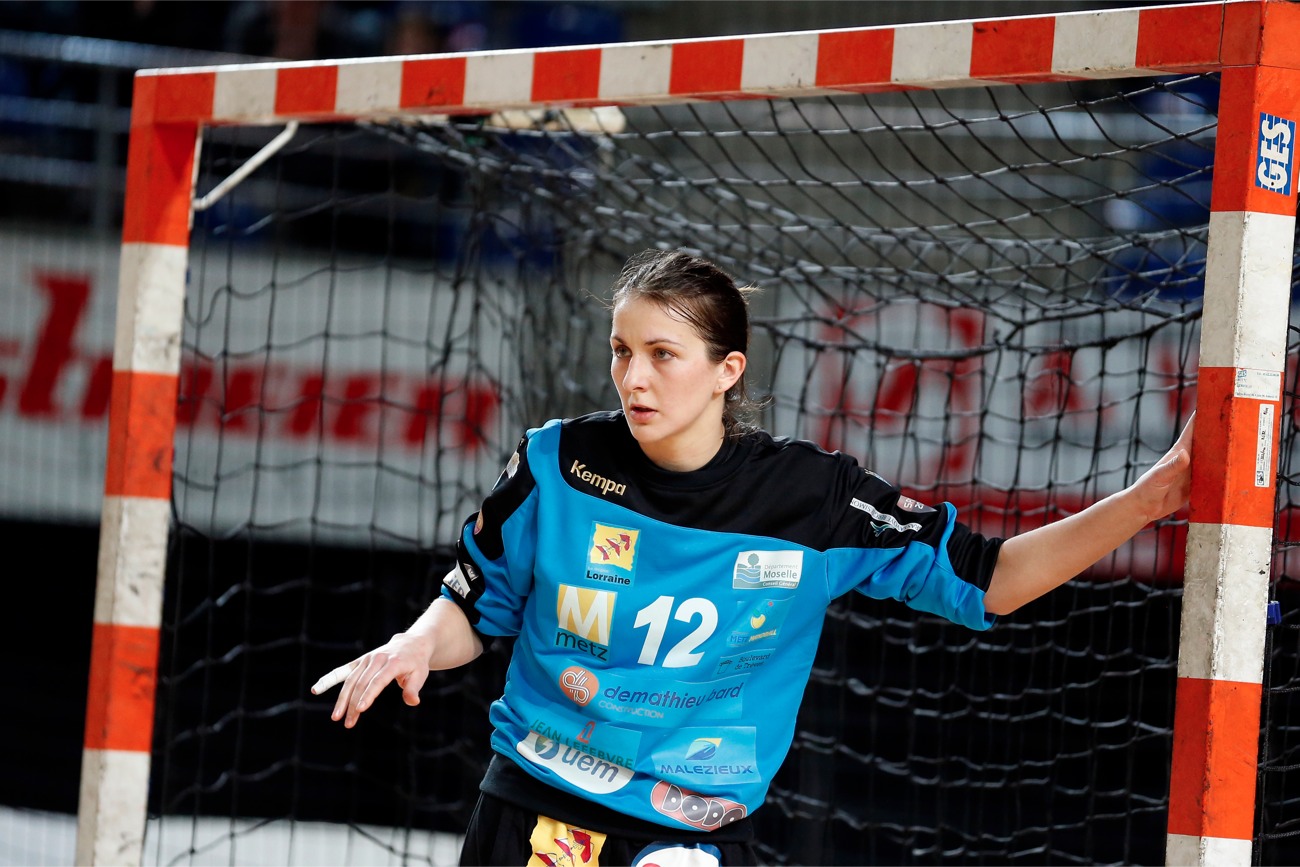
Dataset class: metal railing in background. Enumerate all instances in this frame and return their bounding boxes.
[0,30,264,233]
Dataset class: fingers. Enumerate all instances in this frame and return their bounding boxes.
[1173,412,1195,449]
[327,649,423,728]
[399,667,429,707]
[310,661,358,696]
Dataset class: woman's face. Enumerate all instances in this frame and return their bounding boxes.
[610,296,743,472]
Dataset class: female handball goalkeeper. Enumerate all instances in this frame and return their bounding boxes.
[313,248,1193,867]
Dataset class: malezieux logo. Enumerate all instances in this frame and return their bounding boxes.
[517,731,634,795]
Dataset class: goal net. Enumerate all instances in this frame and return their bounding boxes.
[88,8,1300,867]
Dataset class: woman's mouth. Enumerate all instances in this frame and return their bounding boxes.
[628,403,656,422]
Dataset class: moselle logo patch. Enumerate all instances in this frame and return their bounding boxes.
[650,781,748,831]
[560,666,599,707]
[713,649,773,678]
[654,727,760,783]
[587,523,639,586]
[1257,113,1295,196]
[570,459,626,497]
[731,550,803,590]
[517,730,635,794]
[596,673,748,724]
[527,716,642,771]
[556,585,616,661]
[727,598,792,647]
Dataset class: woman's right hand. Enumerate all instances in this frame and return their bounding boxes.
[315,629,436,728]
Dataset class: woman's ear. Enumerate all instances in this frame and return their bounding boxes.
[716,351,747,394]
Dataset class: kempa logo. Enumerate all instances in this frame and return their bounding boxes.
[732,550,803,590]
[517,731,634,795]
[570,460,626,497]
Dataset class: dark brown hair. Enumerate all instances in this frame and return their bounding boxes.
[610,249,760,436]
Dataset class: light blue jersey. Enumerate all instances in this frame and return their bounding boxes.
[443,412,999,832]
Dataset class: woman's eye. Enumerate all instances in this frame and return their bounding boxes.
[612,346,628,358]
[654,348,673,360]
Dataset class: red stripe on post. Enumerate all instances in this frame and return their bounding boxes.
[1134,3,1224,72]
[150,71,216,124]
[122,107,198,246]
[1260,0,1300,69]
[83,622,160,752]
[1222,1,1264,66]
[1167,676,1262,840]
[1188,366,1279,529]
[969,17,1055,80]
[400,56,468,111]
[669,39,745,99]
[275,66,339,116]
[1210,65,1300,216]
[104,370,177,500]
[815,29,894,92]
[532,48,602,104]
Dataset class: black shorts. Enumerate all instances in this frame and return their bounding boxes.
[459,791,761,866]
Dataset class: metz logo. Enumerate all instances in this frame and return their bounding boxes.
[651,781,747,831]
[1257,113,1295,196]
[555,585,615,661]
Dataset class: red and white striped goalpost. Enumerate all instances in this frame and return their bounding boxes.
[77,2,1299,863]
[1168,2,1300,862]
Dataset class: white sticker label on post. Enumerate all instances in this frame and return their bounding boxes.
[1235,368,1282,401]
[1257,403,1275,487]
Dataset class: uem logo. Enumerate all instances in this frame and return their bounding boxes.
[1257,113,1295,196]
[517,731,634,794]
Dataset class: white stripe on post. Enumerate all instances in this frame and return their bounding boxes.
[892,22,973,87]
[335,59,403,115]
[464,51,535,108]
[598,43,673,103]
[95,496,171,629]
[1200,211,1297,370]
[741,33,820,95]
[1179,522,1272,684]
[1052,9,1140,77]
[115,243,189,375]
[211,66,278,123]
[1167,833,1254,866]
[76,750,153,866]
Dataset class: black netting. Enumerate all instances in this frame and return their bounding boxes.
[151,74,1250,865]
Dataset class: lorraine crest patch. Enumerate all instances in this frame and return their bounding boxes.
[587,523,640,582]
